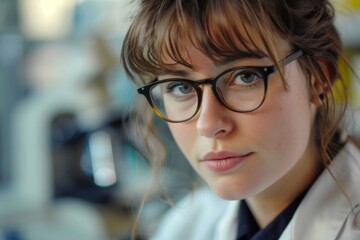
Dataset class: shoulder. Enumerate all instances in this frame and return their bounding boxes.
[281,141,360,240]
[331,141,360,202]
[335,142,360,238]
[150,187,232,240]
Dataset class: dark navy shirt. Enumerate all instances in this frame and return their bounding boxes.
[236,190,308,240]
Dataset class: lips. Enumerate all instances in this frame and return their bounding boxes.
[202,151,252,173]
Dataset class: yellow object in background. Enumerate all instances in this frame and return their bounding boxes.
[334,51,360,108]
[351,55,360,108]
[349,0,360,8]
[334,56,350,104]
[332,0,360,11]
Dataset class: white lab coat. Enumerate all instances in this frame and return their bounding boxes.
[151,142,360,240]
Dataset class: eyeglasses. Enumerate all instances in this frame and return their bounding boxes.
[137,50,303,123]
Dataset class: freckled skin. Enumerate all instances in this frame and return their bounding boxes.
[166,42,321,203]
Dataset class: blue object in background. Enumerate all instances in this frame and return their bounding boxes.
[2,230,22,240]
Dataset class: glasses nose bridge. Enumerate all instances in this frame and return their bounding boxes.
[195,77,225,107]
[196,77,215,87]
[195,77,218,95]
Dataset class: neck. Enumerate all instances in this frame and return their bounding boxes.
[245,143,323,228]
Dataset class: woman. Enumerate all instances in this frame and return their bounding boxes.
[121,0,360,239]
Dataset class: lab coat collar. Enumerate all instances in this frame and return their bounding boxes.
[215,142,360,240]
[280,141,360,239]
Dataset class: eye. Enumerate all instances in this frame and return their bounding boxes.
[161,81,197,102]
[233,71,262,85]
[166,82,194,95]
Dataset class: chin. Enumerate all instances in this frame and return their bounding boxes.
[208,179,253,201]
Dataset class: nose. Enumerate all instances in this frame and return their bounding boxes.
[196,86,234,138]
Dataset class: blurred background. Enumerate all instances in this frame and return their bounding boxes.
[0,0,359,240]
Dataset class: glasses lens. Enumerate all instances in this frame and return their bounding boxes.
[215,68,266,112]
[150,80,199,122]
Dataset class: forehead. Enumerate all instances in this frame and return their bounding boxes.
[159,16,288,71]
[159,26,289,75]
[131,0,291,84]
[159,45,261,78]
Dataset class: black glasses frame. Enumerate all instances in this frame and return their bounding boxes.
[138,50,303,123]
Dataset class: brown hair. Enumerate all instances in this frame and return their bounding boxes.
[121,0,360,238]
[122,0,349,173]
[121,0,352,234]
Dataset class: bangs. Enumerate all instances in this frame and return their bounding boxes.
[122,0,282,85]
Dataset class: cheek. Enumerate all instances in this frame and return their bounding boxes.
[167,123,196,159]
[263,106,309,155]
[254,74,314,162]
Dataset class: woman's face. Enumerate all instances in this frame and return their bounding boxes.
[159,35,320,200]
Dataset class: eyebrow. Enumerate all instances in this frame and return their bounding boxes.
[157,50,267,78]
[216,50,267,66]
[158,69,191,78]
